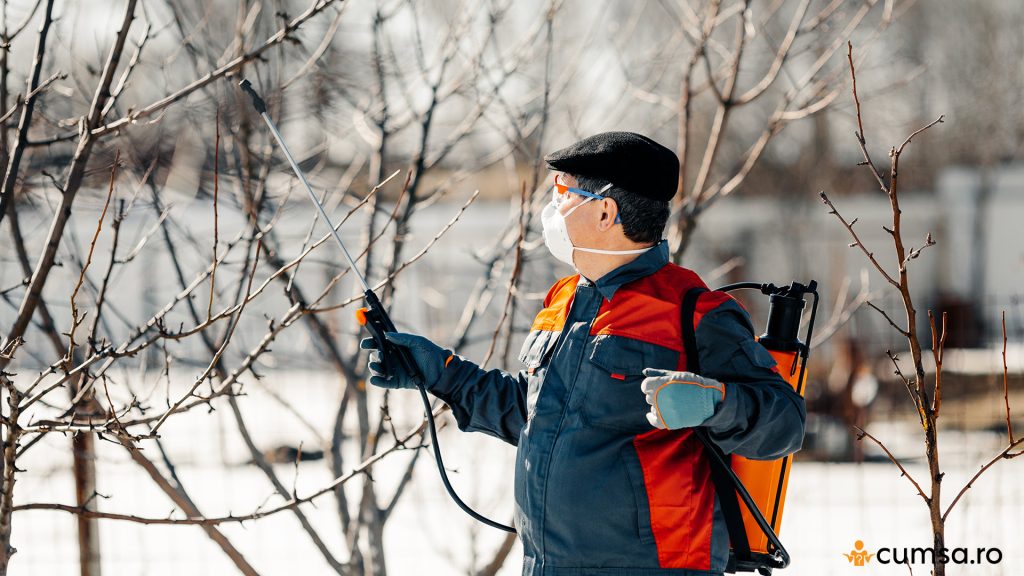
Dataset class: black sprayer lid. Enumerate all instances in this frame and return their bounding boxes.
[758,284,809,353]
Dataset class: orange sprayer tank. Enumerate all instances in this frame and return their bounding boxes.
[724,283,815,560]
[731,347,806,556]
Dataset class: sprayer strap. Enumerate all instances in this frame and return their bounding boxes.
[681,287,752,566]
[680,287,705,374]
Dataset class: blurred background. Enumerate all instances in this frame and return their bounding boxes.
[0,0,1021,574]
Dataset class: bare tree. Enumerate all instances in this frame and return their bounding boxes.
[0,1,969,575]
[820,42,1022,576]
[0,0,559,575]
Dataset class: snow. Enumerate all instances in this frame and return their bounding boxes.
[10,371,1023,575]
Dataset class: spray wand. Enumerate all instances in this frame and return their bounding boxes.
[239,79,515,533]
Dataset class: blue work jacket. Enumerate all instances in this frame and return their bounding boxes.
[430,241,806,575]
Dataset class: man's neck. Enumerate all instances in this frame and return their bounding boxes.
[576,246,651,283]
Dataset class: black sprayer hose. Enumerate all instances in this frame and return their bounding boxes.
[416,383,517,533]
[414,279,816,538]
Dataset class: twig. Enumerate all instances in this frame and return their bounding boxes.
[100,21,151,120]
[929,311,947,419]
[0,0,138,371]
[820,191,900,289]
[209,109,220,320]
[66,151,120,367]
[149,242,261,434]
[1002,312,1013,445]
[887,350,925,426]
[91,0,344,137]
[896,116,945,157]
[0,0,56,228]
[705,257,744,285]
[314,189,481,313]
[853,426,929,504]
[0,71,64,125]
[942,435,1024,522]
[0,278,29,298]
[734,0,810,105]
[866,301,909,338]
[481,182,528,368]
[87,199,126,350]
[846,41,888,194]
[810,270,873,348]
[19,406,444,527]
[901,233,936,272]
[0,374,23,566]
[226,394,346,573]
[117,432,262,575]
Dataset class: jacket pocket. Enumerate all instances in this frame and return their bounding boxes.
[581,335,677,433]
[621,445,656,546]
[518,329,559,419]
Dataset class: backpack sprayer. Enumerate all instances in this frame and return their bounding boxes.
[241,78,818,569]
[239,80,516,534]
[687,281,819,575]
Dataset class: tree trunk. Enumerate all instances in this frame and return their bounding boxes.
[73,431,102,576]
[927,423,944,576]
[0,386,22,576]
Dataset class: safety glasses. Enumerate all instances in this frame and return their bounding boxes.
[552,174,621,223]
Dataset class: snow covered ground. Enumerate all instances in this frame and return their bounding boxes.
[10,371,1023,575]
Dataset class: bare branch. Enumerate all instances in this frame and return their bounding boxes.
[315,189,481,313]
[942,435,1024,523]
[117,433,262,575]
[853,426,929,504]
[734,0,810,105]
[896,116,945,157]
[901,233,936,272]
[929,311,947,419]
[20,406,442,527]
[1,0,138,371]
[846,41,888,194]
[67,151,120,366]
[149,243,261,435]
[0,0,56,228]
[209,111,221,320]
[1002,311,1014,445]
[0,71,64,125]
[820,191,900,288]
[481,183,528,368]
[91,0,344,137]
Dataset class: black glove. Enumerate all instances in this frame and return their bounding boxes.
[360,332,453,390]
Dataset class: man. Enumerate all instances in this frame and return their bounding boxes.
[362,132,806,575]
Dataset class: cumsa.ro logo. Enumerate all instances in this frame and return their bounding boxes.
[843,540,874,566]
[842,540,1002,567]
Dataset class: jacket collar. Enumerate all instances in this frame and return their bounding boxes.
[581,240,669,301]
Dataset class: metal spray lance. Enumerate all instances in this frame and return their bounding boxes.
[238,79,515,533]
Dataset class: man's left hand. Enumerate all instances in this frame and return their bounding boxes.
[641,368,725,429]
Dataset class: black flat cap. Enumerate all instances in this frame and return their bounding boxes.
[544,131,679,202]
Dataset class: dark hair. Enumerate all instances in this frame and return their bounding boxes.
[573,174,670,244]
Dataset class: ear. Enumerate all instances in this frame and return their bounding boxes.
[596,197,619,231]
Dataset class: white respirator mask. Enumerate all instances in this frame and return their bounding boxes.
[541,182,653,268]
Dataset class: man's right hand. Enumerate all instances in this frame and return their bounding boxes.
[360,332,454,390]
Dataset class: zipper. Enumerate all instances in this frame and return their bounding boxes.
[537,283,600,559]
